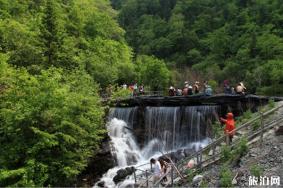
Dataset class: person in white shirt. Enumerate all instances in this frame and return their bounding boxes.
[150,158,162,183]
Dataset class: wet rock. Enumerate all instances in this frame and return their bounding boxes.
[184,148,195,157]
[77,136,115,186]
[176,149,186,160]
[97,181,105,187]
[165,151,184,163]
[113,167,135,184]
[192,175,203,187]
[125,166,135,174]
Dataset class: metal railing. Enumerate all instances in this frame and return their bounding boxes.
[132,103,283,187]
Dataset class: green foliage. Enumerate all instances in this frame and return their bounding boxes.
[252,120,261,131]
[219,165,233,188]
[250,164,263,178]
[268,99,275,109]
[221,145,232,162]
[40,0,62,66]
[212,121,223,138]
[111,86,132,100]
[242,110,252,121]
[0,0,135,88]
[116,0,283,94]
[237,109,253,123]
[0,1,141,186]
[136,55,170,91]
[232,137,248,157]
[186,169,201,183]
[0,61,105,186]
[208,80,218,91]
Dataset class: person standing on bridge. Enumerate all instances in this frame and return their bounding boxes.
[150,158,162,184]
[194,81,200,94]
[235,81,246,95]
[220,112,236,144]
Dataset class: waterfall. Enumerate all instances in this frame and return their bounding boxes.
[145,107,180,153]
[108,107,138,128]
[95,105,218,187]
[144,106,218,152]
[107,118,142,167]
[180,106,218,146]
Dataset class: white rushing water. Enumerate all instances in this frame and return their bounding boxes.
[95,118,159,187]
[95,106,217,187]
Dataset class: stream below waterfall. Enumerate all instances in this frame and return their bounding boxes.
[94,106,219,187]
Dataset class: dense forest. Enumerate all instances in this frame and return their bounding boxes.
[0,0,170,186]
[113,0,283,94]
[0,0,126,186]
[0,0,283,187]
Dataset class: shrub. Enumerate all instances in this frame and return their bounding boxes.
[252,120,261,130]
[219,165,233,187]
[212,121,223,138]
[233,137,248,157]
[111,86,132,100]
[242,110,252,120]
[221,145,232,162]
[208,80,218,90]
[0,64,105,186]
[250,165,263,178]
[268,99,275,109]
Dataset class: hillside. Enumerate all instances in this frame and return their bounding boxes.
[112,0,283,95]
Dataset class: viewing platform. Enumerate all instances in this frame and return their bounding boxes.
[111,94,283,108]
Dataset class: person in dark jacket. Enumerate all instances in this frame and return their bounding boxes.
[169,86,176,96]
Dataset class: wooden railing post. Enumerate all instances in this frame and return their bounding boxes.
[260,112,264,146]
[199,150,202,168]
[133,170,137,183]
[212,142,216,160]
[196,152,199,165]
[145,170,148,187]
[171,167,174,185]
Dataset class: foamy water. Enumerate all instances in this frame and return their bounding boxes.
[94,118,211,187]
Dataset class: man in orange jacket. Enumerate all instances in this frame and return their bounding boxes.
[220,112,235,144]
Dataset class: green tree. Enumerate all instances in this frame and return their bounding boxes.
[136,55,170,90]
[40,0,62,67]
[0,60,105,186]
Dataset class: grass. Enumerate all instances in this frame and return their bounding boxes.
[250,164,263,178]
[186,169,202,183]
[219,165,233,187]
[220,137,248,165]
[220,145,232,162]
[252,120,261,130]
[268,99,275,109]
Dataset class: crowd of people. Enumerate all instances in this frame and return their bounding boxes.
[150,158,169,185]
[223,80,247,95]
[121,82,144,96]
[168,80,246,97]
[117,80,247,98]
[168,80,213,97]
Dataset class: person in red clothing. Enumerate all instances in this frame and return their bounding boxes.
[220,112,235,144]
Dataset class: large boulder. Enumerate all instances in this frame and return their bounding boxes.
[77,136,116,186]
[113,167,135,184]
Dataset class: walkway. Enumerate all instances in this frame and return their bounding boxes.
[132,102,283,187]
